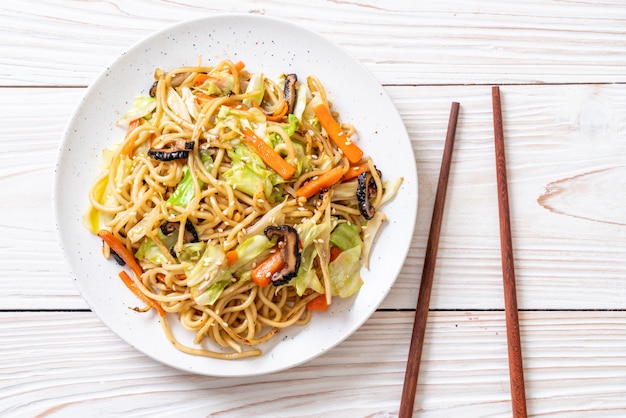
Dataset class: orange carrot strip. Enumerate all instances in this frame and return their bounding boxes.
[342,163,369,181]
[306,294,329,311]
[241,127,296,180]
[226,250,239,266]
[296,166,344,198]
[194,91,213,104]
[251,250,283,288]
[252,101,288,122]
[156,273,186,282]
[121,118,141,158]
[119,271,165,317]
[192,73,217,86]
[329,245,343,262]
[97,230,143,279]
[234,60,246,72]
[313,103,363,164]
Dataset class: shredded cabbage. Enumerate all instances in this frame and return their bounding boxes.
[243,72,265,106]
[117,96,156,125]
[329,245,363,298]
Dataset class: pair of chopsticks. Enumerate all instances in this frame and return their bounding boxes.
[399,87,527,417]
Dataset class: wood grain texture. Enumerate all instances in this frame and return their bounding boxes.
[1,0,626,86]
[2,2,626,416]
[1,84,625,310]
[1,311,625,417]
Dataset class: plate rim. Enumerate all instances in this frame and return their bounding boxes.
[53,13,418,377]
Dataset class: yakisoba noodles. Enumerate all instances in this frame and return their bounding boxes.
[84,58,402,359]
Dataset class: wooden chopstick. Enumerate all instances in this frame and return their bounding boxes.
[399,101,460,418]
[492,86,528,418]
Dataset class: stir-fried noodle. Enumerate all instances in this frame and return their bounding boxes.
[85,59,401,359]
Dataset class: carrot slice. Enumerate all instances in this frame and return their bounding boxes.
[306,294,329,311]
[233,60,246,72]
[329,245,343,262]
[192,73,217,86]
[342,163,369,181]
[226,250,239,266]
[121,118,141,158]
[192,73,208,85]
[97,230,143,279]
[241,127,296,180]
[194,91,215,104]
[251,250,284,288]
[296,166,344,198]
[119,271,165,317]
[313,103,363,164]
[252,101,288,122]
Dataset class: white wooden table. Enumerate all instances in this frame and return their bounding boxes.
[2,1,625,416]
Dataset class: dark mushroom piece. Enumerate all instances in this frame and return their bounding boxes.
[148,140,194,161]
[109,248,126,266]
[170,72,190,88]
[264,225,301,286]
[283,74,297,115]
[160,219,199,243]
[356,169,381,220]
[149,71,190,98]
[161,220,200,259]
[149,80,159,97]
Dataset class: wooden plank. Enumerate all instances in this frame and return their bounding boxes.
[1,311,625,416]
[1,0,626,86]
[0,84,624,310]
[392,84,626,311]
[0,88,83,308]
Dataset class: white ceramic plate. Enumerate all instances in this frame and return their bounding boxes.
[54,14,417,377]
